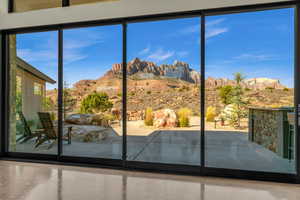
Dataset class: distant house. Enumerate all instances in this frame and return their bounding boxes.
[16,57,56,120]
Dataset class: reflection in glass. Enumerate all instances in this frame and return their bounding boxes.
[71,0,118,6]
[127,18,201,165]
[62,25,123,159]
[9,32,58,154]
[204,8,296,173]
[13,0,61,12]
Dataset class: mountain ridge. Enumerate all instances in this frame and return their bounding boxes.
[103,58,285,90]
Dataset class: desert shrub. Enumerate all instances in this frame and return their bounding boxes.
[178,85,190,92]
[245,87,251,92]
[117,92,122,97]
[146,91,151,95]
[206,106,217,122]
[80,92,113,114]
[177,108,192,127]
[265,87,274,92]
[283,88,289,92]
[129,91,136,96]
[144,107,153,126]
[218,85,234,105]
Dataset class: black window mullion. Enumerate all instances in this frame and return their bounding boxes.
[0,33,6,155]
[122,23,127,165]
[295,3,300,182]
[62,0,70,7]
[8,0,14,13]
[200,14,205,169]
[58,29,63,158]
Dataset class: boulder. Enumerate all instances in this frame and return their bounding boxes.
[69,125,109,142]
[153,109,178,128]
[65,114,93,125]
[65,113,110,127]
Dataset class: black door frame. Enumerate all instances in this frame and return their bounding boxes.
[1,1,300,183]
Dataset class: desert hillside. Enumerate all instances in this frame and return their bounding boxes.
[46,58,293,114]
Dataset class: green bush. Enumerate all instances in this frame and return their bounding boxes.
[177,108,192,127]
[265,87,274,92]
[129,91,136,96]
[206,106,217,122]
[80,92,113,114]
[144,107,153,126]
[218,85,234,105]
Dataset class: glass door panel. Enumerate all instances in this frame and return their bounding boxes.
[204,8,296,173]
[62,25,123,159]
[9,31,58,154]
[127,17,201,165]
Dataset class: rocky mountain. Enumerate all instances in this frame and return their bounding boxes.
[105,58,285,90]
[46,58,292,115]
[109,58,201,84]
[206,77,285,90]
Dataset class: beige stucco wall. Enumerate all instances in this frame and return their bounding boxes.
[16,68,46,121]
[0,0,292,30]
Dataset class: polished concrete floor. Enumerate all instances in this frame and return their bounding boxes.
[15,130,295,173]
[0,161,299,200]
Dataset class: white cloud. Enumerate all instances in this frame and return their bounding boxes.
[17,29,104,65]
[206,18,226,27]
[63,30,104,64]
[234,53,275,61]
[179,18,227,38]
[180,24,200,35]
[206,28,229,39]
[139,46,151,55]
[206,18,228,39]
[177,51,189,58]
[147,48,175,62]
[17,48,57,63]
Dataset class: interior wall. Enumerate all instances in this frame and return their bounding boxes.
[0,0,292,30]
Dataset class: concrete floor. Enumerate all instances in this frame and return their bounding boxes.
[15,130,295,173]
[0,161,299,200]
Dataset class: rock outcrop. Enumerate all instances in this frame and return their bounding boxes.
[109,58,201,84]
[107,58,285,89]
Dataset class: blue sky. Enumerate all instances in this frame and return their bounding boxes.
[16,8,294,89]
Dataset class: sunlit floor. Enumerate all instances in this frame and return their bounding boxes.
[15,131,295,173]
[0,161,299,200]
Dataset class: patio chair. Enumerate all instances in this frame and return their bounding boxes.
[17,112,43,144]
[35,112,72,149]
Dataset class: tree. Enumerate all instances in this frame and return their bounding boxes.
[218,85,234,105]
[63,82,76,118]
[230,72,248,128]
[233,72,245,85]
[80,92,113,114]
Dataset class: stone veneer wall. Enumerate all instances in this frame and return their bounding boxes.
[248,108,293,157]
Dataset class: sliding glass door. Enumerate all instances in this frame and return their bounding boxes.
[62,25,123,159]
[5,5,299,181]
[126,17,201,165]
[8,31,58,154]
[205,8,296,173]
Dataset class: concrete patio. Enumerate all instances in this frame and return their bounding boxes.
[15,130,295,174]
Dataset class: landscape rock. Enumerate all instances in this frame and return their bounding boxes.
[65,114,93,125]
[65,114,110,127]
[153,109,178,128]
[69,125,109,142]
